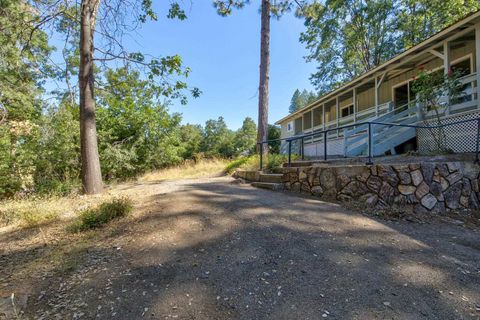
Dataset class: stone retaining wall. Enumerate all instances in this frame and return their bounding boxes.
[282,162,480,213]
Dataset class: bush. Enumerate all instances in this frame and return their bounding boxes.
[224,157,251,174]
[68,197,133,232]
[225,154,299,174]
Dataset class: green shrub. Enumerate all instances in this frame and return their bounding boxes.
[68,197,133,232]
[224,157,251,174]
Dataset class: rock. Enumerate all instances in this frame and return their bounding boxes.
[378,165,399,186]
[432,202,446,214]
[436,164,450,177]
[320,169,336,192]
[421,194,438,210]
[415,182,429,199]
[370,165,378,176]
[461,178,471,197]
[409,163,421,171]
[341,181,368,197]
[337,193,353,202]
[367,176,383,192]
[469,192,480,209]
[299,171,307,181]
[460,196,469,208]
[393,195,406,206]
[446,172,462,186]
[284,182,291,190]
[421,163,435,185]
[444,182,462,210]
[365,194,378,207]
[291,182,301,192]
[336,174,351,190]
[301,182,311,193]
[376,199,389,209]
[406,194,419,204]
[312,176,320,186]
[447,162,461,173]
[311,186,324,197]
[440,177,449,191]
[411,170,423,186]
[429,182,444,201]
[288,172,298,182]
[471,179,479,193]
[398,185,416,195]
[356,167,371,183]
[398,172,412,185]
[379,181,396,204]
[414,204,429,214]
[463,162,480,179]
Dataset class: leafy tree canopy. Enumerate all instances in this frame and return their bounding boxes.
[299,0,480,93]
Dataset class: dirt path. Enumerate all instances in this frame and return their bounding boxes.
[1,177,480,319]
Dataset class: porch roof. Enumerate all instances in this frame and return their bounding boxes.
[275,10,480,125]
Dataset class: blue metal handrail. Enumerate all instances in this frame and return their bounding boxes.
[257,116,480,170]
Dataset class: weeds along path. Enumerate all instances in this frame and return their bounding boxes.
[1,177,479,319]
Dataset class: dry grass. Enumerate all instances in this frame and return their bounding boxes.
[0,193,120,229]
[139,158,229,182]
[0,158,229,229]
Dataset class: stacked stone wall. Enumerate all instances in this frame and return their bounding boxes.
[282,162,480,213]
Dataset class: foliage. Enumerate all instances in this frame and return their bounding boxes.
[213,0,303,18]
[299,0,479,93]
[299,0,398,93]
[224,157,251,174]
[289,89,317,113]
[201,117,236,157]
[96,68,184,180]
[0,0,53,198]
[397,0,480,49]
[34,103,81,195]
[411,68,463,153]
[68,197,133,232]
[234,117,257,155]
[180,124,204,159]
[226,154,298,173]
[267,125,281,154]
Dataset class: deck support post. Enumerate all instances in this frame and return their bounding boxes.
[322,103,326,130]
[336,97,339,129]
[443,40,451,114]
[353,88,357,122]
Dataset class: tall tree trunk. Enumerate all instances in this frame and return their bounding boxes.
[79,0,103,194]
[257,0,270,156]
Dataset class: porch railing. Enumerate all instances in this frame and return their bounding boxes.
[257,116,480,170]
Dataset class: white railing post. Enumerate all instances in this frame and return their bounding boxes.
[476,22,480,109]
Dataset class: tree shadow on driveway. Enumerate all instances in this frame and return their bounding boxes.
[4,178,480,319]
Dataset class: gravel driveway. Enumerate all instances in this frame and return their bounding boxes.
[2,177,480,319]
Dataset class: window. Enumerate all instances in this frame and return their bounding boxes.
[451,57,471,76]
[341,104,354,118]
[287,122,293,132]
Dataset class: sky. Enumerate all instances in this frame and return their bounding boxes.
[122,1,317,130]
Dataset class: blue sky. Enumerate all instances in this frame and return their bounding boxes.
[126,2,317,130]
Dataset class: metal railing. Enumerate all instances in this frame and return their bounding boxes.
[257,116,480,170]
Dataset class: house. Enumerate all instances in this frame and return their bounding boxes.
[275,11,480,158]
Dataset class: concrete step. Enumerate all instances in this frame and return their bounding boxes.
[251,182,284,191]
[259,173,283,183]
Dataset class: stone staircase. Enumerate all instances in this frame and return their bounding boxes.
[234,171,284,191]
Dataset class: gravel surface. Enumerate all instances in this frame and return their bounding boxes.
[1,177,480,319]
